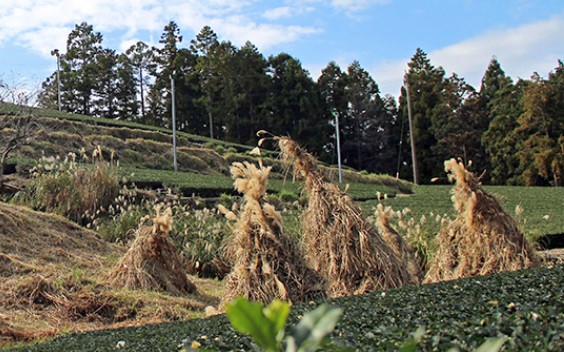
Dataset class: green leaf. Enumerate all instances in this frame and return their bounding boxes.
[399,326,425,352]
[474,337,508,352]
[287,304,343,352]
[264,300,290,343]
[225,297,279,351]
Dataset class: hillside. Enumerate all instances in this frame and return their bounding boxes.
[0,103,412,198]
[0,202,222,347]
[1,105,563,350]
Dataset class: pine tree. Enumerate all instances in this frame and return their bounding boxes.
[125,41,154,122]
[266,53,327,158]
[61,22,103,115]
[232,41,270,145]
[481,60,522,185]
[147,21,183,128]
[318,62,349,164]
[400,48,446,182]
[342,61,381,171]
[191,26,220,139]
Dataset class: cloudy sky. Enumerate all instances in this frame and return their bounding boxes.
[1,0,563,97]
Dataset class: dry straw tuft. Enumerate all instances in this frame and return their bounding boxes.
[261,132,419,297]
[221,161,324,307]
[424,158,539,283]
[105,207,196,296]
[375,204,425,281]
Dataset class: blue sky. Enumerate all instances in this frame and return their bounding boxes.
[1,0,563,98]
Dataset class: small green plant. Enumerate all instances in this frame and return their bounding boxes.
[224,297,342,352]
[278,189,299,203]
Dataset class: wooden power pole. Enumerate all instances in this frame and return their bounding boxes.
[405,76,419,185]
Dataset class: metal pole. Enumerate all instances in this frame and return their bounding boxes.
[171,73,178,172]
[405,76,418,185]
[333,110,343,184]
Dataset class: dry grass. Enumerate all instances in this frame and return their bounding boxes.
[375,204,425,282]
[261,133,419,297]
[424,159,540,283]
[106,207,196,296]
[0,202,221,347]
[220,161,325,308]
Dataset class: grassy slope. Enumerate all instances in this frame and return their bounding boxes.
[0,203,222,347]
[1,104,412,198]
[11,265,563,352]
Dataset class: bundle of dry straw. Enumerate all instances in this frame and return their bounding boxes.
[375,204,425,282]
[260,132,418,297]
[220,161,324,307]
[424,158,539,283]
[106,207,196,296]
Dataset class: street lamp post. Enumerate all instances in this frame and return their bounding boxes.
[50,49,62,111]
[171,72,178,172]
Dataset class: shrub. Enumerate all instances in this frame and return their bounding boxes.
[14,152,120,224]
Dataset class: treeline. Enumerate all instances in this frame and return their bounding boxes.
[39,22,563,186]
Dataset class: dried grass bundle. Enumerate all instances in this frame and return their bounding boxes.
[106,207,196,296]
[375,204,424,281]
[424,159,539,283]
[262,133,418,297]
[221,161,324,307]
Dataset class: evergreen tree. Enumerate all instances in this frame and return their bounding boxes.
[481,60,522,185]
[341,61,381,171]
[400,48,446,182]
[231,41,270,145]
[60,22,103,115]
[191,26,220,139]
[147,21,183,128]
[431,74,489,173]
[93,48,120,118]
[318,62,349,164]
[266,53,327,157]
[480,57,508,105]
[516,63,564,186]
[114,53,139,120]
[173,48,206,135]
[125,41,154,123]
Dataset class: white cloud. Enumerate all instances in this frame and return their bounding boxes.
[0,0,320,57]
[263,6,294,20]
[262,5,316,20]
[372,14,564,97]
[207,19,321,50]
[331,0,390,12]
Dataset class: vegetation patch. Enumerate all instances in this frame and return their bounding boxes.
[11,264,563,351]
[0,202,221,347]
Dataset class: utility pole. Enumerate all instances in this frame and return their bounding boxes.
[50,49,62,111]
[171,72,178,172]
[404,75,418,185]
[332,109,343,184]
